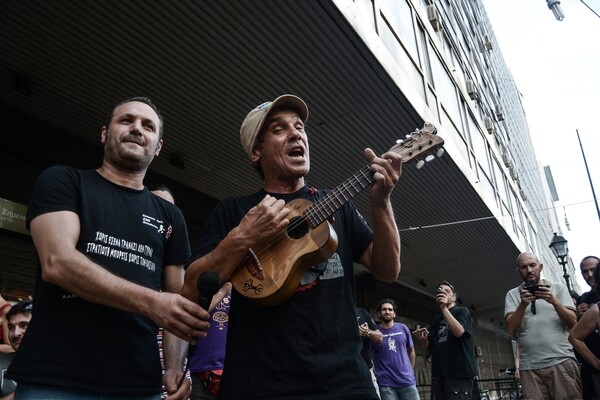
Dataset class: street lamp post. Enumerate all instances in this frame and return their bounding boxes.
[546,0,565,21]
[549,232,571,292]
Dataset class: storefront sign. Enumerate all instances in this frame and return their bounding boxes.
[0,197,28,235]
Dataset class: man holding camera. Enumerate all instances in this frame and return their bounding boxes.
[413,281,478,399]
[504,251,581,399]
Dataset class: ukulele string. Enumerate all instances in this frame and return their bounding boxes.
[242,135,419,262]
[240,131,441,264]
[246,166,376,261]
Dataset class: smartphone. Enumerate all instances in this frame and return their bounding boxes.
[524,284,549,295]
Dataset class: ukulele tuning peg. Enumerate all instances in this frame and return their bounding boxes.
[436,148,445,158]
[423,122,437,134]
[405,134,412,139]
[396,139,404,145]
[425,154,435,162]
[416,159,426,169]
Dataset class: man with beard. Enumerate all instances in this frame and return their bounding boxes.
[372,299,419,400]
[413,281,478,399]
[7,97,209,400]
[504,251,581,399]
[576,256,600,400]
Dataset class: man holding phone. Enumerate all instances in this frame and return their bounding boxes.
[504,251,581,399]
[412,281,478,399]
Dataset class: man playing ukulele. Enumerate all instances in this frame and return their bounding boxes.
[183,94,403,399]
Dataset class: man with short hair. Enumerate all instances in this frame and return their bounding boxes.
[7,97,209,400]
[576,255,600,400]
[149,183,176,205]
[183,94,403,399]
[577,256,600,318]
[504,251,581,399]
[413,281,479,399]
[0,300,33,400]
[5,301,31,352]
[372,299,419,400]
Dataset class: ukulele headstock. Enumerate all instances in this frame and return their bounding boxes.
[389,122,444,169]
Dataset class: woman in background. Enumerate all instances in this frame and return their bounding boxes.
[569,268,600,398]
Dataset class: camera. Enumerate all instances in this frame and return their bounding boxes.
[436,287,445,294]
[524,284,549,295]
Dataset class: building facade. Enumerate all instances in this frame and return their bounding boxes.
[0,0,578,390]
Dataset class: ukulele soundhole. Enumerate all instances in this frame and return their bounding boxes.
[287,216,308,239]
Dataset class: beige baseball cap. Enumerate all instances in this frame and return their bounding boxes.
[239,94,309,158]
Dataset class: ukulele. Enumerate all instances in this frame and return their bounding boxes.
[230,122,444,305]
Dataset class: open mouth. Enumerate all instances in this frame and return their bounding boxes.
[288,147,305,159]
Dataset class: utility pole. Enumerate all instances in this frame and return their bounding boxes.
[576,129,600,223]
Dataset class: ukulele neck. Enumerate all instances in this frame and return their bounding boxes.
[304,166,373,228]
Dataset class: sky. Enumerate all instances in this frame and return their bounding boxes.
[481,0,600,292]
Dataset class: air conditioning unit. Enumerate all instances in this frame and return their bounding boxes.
[519,189,527,201]
[466,79,478,100]
[509,166,518,181]
[495,104,505,121]
[484,116,494,134]
[427,5,442,32]
[483,35,493,51]
[501,152,512,168]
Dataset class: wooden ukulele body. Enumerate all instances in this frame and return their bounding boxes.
[230,198,338,306]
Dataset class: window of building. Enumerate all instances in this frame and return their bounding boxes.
[380,0,419,61]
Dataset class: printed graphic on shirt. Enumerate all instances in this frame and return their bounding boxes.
[213,294,231,331]
[298,252,344,289]
[142,213,173,240]
[87,231,157,272]
[437,320,449,343]
[388,337,398,353]
[383,330,405,353]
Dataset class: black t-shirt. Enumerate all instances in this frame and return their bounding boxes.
[7,166,191,395]
[577,291,599,308]
[189,186,377,400]
[428,305,478,378]
[0,352,15,397]
[356,307,378,369]
[576,291,600,368]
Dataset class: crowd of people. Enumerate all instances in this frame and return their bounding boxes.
[2,94,599,400]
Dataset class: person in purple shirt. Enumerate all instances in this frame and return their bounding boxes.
[372,299,420,400]
[188,283,232,400]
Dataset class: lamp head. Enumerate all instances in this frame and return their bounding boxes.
[549,232,569,260]
[546,0,565,21]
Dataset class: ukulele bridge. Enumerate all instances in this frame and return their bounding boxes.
[244,248,264,278]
